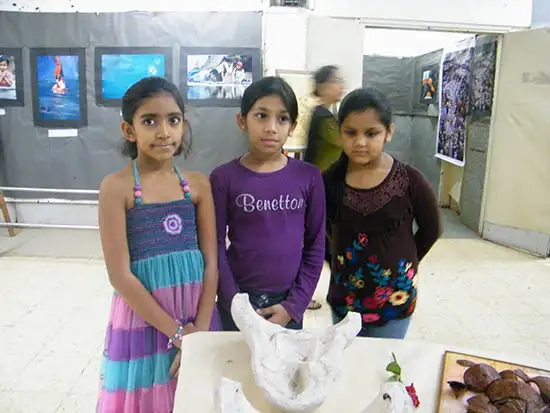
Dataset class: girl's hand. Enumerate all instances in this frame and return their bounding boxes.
[257,304,292,326]
[182,322,199,335]
[171,322,198,349]
[169,351,181,378]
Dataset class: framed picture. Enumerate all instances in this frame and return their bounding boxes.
[419,64,438,104]
[30,48,87,128]
[435,37,475,167]
[470,38,497,121]
[95,47,173,107]
[0,48,24,107]
[180,47,262,106]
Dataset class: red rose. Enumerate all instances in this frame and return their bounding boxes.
[406,383,420,408]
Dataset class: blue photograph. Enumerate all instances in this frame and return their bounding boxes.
[36,55,81,121]
[101,54,166,100]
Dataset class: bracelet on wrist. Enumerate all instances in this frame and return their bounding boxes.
[167,321,184,349]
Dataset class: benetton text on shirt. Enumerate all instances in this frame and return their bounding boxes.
[235,193,306,213]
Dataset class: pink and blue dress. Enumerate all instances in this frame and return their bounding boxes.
[97,161,220,413]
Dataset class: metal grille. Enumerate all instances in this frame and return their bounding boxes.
[270,0,309,8]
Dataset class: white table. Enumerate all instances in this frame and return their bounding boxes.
[174,332,549,412]
[283,144,307,160]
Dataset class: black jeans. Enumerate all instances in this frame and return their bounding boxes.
[218,291,302,331]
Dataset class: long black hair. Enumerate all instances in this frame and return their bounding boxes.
[240,76,298,123]
[120,76,192,159]
[323,87,393,223]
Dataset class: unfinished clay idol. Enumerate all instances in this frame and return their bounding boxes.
[360,382,415,413]
[231,293,361,412]
[215,377,259,413]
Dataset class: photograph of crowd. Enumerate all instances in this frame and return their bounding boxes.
[436,40,474,166]
[470,39,497,121]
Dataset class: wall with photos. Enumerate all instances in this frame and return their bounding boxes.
[0,11,261,227]
[0,12,262,229]
[362,34,498,233]
[0,5,365,228]
[362,50,442,194]
[482,28,550,257]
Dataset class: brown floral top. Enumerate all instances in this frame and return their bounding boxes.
[326,160,441,326]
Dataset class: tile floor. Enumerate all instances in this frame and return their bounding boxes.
[0,209,549,412]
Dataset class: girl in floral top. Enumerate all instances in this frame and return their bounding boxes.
[323,87,442,339]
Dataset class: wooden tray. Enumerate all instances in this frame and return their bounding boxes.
[437,350,550,412]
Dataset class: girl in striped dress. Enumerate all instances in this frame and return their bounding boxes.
[96,77,220,413]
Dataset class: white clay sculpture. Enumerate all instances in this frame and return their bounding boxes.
[229,293,362,412]
[215,377,259,413]
[360,382,415,413]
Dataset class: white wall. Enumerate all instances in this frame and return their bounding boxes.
[363,29,472,57]
[531,0,550,28]
[306,15,364,92]
[481,27,550,256]
[314,0,533,30]
[263,8,309,75]
[0,0,531,228]
[0,0,533,31]
[0,0,264,12]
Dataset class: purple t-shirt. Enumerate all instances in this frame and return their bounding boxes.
[210,157,326,322]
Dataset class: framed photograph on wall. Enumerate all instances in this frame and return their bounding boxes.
[435,37,475,167]
[95,47,173,107]
[470,38,497,121]
[419,64,438,104]
[180,47,262,107]
[0,48,24,107]
[30,48,87,128]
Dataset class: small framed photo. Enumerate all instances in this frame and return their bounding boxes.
[30,48,88,128]
[180,47,262,107]
[95,47,173,107]
[0,48,24,107]
[419,64,439,104]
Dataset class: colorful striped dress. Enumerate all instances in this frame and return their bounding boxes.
[97,161,220,413]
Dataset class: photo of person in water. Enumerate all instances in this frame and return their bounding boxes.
[30,48,87,127]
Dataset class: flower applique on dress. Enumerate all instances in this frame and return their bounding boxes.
[330,229,419,324]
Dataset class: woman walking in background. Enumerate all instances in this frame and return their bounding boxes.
[303,65,345,172]
[301,65,345,310]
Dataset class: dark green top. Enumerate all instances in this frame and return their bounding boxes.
[304,105,342,172]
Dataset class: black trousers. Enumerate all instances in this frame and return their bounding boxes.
[218,291,303,331]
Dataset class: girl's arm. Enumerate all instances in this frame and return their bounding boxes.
[192,173,218,331]
[283,169,326,322]
[210,168,239,311]
[408,166,443,261]
[98,174,189,347]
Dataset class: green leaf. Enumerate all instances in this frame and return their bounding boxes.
[388,375,401,382]
[386,361,402,376]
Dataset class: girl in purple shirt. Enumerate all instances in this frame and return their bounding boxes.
[210,76,326,330]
